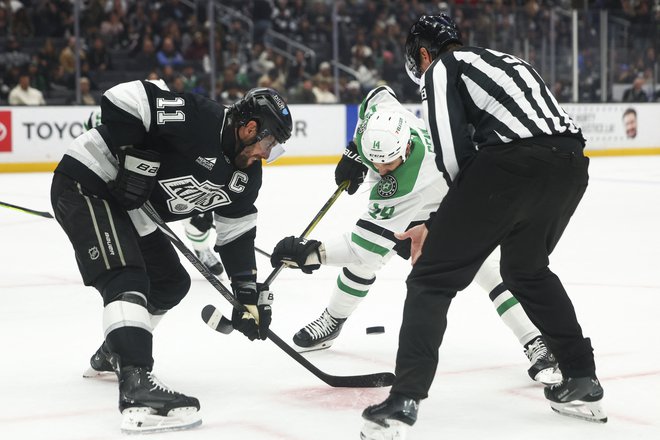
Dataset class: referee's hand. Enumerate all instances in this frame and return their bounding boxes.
[395,224,428,265]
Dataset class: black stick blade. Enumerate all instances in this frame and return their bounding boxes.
[201,305,234,334]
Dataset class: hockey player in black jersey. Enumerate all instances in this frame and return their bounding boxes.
[50,79,292,433]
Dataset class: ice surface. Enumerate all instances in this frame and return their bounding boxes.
[0,156,658,439]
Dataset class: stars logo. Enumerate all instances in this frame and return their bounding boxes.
[377,175,398,198]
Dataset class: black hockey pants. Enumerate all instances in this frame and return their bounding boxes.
[391,138,594,400]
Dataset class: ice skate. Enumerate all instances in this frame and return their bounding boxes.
[119,366,201,434]
[195,248,224,277]
[360,393,418,440]
[293,308,346,352]
[83,342,118,378]
[544,376,607,423]
[525,336,561,385]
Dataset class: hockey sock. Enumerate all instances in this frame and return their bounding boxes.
[184,216,213,252]
[147,304,168,330]
[103,291,154,367]
[489,283,540,346]
[327,266,375,319]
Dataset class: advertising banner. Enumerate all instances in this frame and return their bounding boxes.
[0,104,346,169]
[0,103,658,172]
[563,103,660,151]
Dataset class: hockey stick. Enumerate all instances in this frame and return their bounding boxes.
[254,246,271,259]
[0,200,54,218]
[141,201,394,388]
[262,180,349,287]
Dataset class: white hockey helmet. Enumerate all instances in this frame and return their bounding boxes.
[361,111,411,164]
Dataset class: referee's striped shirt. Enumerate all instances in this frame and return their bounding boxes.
[420,46,585,183]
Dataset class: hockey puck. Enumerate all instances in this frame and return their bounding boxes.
[366,326,385,335]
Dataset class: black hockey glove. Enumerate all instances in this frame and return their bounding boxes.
[335,141,367,195]
[270,236,323,274]
[190,212,214,233]
[109,147,160,210]
[231,281,273,341]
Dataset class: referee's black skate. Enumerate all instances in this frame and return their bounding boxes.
[293,308,346,352]
[119,366,202,433]
[83,341,118,378]
[360,393,418,440]
[525,336,561,385]
[544,376,607,423]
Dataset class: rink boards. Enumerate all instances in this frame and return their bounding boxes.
[0,103,659,172]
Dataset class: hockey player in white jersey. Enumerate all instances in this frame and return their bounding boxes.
[270,85,560,385]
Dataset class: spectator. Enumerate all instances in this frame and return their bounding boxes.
[71,77,98,105]
[12,5,35,38]
[99,11,125,49]
[159,0,191,27]
[171,75,186,93]
[1,36,31,70]
[253,0,274,45]
[218,81,245,106]
[286,49,309,91]
[59,37,85,75]
[258,67,286,91]
[134,38,159,72]
[313,61,334,86]
[157,37,184,67]
[622,77,650,102]
[184,31,208,61]
[9,71,46,105]
[88,37,112,72]
[312,78,338,103]
[290,78,317,104]
[27,61,49,93]
[341,80,362,104]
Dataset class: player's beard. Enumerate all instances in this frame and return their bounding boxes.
[234,148,260,169]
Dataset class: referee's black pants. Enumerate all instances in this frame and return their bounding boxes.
[391,139,594,400]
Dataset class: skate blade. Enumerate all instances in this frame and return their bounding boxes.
[82,367,115,379]
[294,339,335,353]
[120,407,202,434]
[360,420,410,440]
[549,399,608,423]
[534,367,562,385]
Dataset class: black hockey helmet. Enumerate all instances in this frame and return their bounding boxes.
[230,87,293,145]
[405,14,463,82]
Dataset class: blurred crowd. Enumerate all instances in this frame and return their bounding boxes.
[0,0,658,106]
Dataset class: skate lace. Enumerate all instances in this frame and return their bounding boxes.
[303,310,339,340]
[525,338,549,363]
[147,372,176,394]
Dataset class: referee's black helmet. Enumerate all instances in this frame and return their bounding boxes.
[405,14,463,80]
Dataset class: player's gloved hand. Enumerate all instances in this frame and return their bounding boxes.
[335,141,367,195]
[108,147,160,210]
[190,212,214,233]
[231,280,273,341]
[270,236,323,274]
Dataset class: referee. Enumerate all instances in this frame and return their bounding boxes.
[360,14,605,440]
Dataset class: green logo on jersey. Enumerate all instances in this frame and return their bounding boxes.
[376,175,398,198]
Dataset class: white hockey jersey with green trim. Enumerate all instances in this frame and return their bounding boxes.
[323,86,448,271]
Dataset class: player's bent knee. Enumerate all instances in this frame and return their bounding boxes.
[96,268,150,306]
[149,267,191,310]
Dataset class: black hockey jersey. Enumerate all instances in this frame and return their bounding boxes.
[55,80,261,276]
